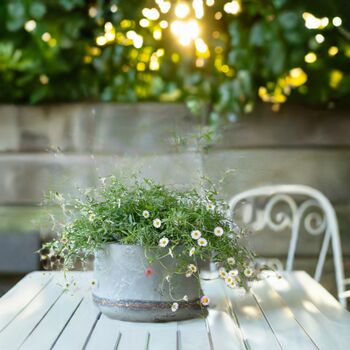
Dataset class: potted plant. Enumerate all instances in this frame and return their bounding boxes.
[41,177,257,322]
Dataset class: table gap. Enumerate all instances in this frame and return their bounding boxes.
[49,297,84,350]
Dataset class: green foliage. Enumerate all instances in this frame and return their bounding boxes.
[41,177,256,290]
[1,0,349,118]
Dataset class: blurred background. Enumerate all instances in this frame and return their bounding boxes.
[0,0,349,297]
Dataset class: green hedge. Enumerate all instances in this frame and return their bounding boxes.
[0,0,349,119]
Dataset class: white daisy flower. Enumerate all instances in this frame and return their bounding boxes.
[189,247,196,256]
[214,226,224,237]
[244,267,253,277]
[228,269,239,277]
[227,257,235,265]
[159,237,169,247]
[142,210,150,218]
[171,302,179,312]
[197,238,208,247]
[153,218,161,228]
[191,230,201,240]
[188,264,197,273]
[225,276,234,285]
[229,280,238,289]
[206,202,215,210]
[88,213,96,222]
[219,267,227,279]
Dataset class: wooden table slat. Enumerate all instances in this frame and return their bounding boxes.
[0,272,53,333]
[177,319,211,350]
[268,272,350,349]
[52,296,100,350]
[0,275,62,349]
[252,280,318,350]
[1,271,350,350]
[84,314,121,350]
[202,279,246,350]
[224,286,281,350]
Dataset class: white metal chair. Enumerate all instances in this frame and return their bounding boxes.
[228,184,348,307]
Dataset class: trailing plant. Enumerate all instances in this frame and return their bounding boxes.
[41,176,258,301]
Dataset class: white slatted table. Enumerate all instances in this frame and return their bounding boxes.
[0,271,349,350]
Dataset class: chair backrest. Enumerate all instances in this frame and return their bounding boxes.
[228,184,346,307]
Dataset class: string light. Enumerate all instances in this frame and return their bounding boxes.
[214,12,222,20]
[206,0,215,6]
[304,52,317,63]
[88,6,97,18]
[96,36,107,46]
[153,29,162,40]
[224,1,241,15]
[315,34,325,43]
[332,17,342,27]
[24,20,36,32]
[139,19,150,27]
[110,4,118,13]
[175,3,190,18]
[160,20,168,28]
[328,46,339,56]
[157,0,171,13]
[193,0,204,19]
[302,13,329,29]
[171,19,200,46]
[39,74,49,84]
[149,53,160,70]
[330,70,343,88]
[41,32,51,42]
[142,8,160,20]
[126,31,143,48]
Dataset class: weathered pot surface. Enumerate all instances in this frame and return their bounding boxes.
[92,243,208,322]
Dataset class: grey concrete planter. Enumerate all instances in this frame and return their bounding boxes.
[92,243,207,322]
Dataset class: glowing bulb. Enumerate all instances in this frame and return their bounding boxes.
[24,20,36,32]
[105,31,115,41]
[104,22,113,31]
[126,31,143,48]
[193,0,204,19]
[328,46,339,56]
[160,20,168,28]
[195,38,208,53]
[139,19,150,27]
[332,17,342,27]
[96,36,107,46]
[41,32,51,42]
[149,55,160,70]
[196,58,205,67]
[206,0,215,6]
[142,8,160,20]
[175,3,190,18]
[153,29,162,40]
[214,11,222,20]
[304,52,317,63]
[89,6,97,17]
[315,34,324,43]
[159,1,171,13]
[39,74,49,85]
[303,12,329,29]
[224,1,241,15]
[110,4,118,13]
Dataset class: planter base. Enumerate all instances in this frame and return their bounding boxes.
[92,294,207,322]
